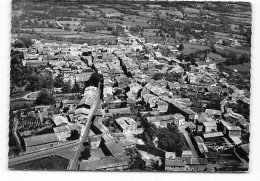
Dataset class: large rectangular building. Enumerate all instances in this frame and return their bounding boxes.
[24,133,59,153]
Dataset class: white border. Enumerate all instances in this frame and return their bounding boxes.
[0,0,260,181]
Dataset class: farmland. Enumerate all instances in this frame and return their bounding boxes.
[181,43,210,55]
[224,63,251,73]
[9,155,70,170]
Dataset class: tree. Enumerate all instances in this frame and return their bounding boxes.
[62,81,72,93]
[71,81,81,93]
[111,30,119,36]
[79,146,91,161]
[157,125,184,156]
[35,89,55,105]
[54,74,64,88]
[86,72,102,87]
[20,35,33,48]
[238,53,250,64]
[13,39,25,48]
[153,73,164,80]
[178,43,184,51]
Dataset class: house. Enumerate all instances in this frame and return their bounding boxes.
[180,108,198,122]
[203,132,224,141]
[62,99,79,109]
[88,131,102,149]
[102,140,126,157]
[165,159,186,172]
[146,115,175,128]
[176,157,210,172]
[88,148,106,162]
[52,115,69,127]
[220,120,242,138]
[108,108,131,115]
[91,118,109,135]
[24,133,59,153]
[110,133,126,141]
[117,139,136,149]
[74,108,91,117]
[182,150,193,158]
[205,109,222,119]
[54,124,82,142]
[157,101,168,113]
[115,117,137,134]
[202,121,217,133]
[195,61,217,69]
[78,155,130,171]
[173,114,186,126]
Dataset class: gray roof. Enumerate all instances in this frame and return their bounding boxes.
[79,155,129,170]
[24,133,59,147]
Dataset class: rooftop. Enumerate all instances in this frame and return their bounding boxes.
[24,133,59,147]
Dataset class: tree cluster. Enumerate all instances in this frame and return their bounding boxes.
[35,89,55,105]
[157,124,184,156]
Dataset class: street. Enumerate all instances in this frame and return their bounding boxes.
[178,122,199,158]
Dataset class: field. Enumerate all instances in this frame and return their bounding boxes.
[181,43,210,55]
[226,16,251,24]
[183,7,200,14]
[158,10,183,18]
[10,100,35,110]
[207,52,226,63]
[122,18,150,27]
[99,8,119,14]
[9,155,70,170]
[142,29,160,37]
[224,63,251,73]
[84,8,101,15]
[225,46,250,55]
[137,11,156,18]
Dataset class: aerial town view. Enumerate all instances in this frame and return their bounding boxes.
[9,0,251,172]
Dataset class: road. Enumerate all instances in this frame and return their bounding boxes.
[8,84,101,169]
[68,84,101,170]
[179,123,199,158]
[10,91,39,101]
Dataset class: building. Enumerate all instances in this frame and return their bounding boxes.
[52,115,69,127]
[180,108,198,122]
[205,109,222,119]
[203,132,224,141]
[88,132,102,149]
[165,159,186,172]
[91,118,109,135]
[220,120,242,138]
[146,115,175,128]
[157,101,168,113]
[24,133,59,153]
[108,108,131,115]
[115,117,137,134]
[79,155,130,171]
[202,121,217,133]
[173,114,186,126]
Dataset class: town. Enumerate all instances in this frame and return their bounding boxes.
[9,0,251,172]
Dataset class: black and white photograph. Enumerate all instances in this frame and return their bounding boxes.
[7,0,253,173]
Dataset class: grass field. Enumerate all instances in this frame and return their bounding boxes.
[182,43,210,55]
[10,100,35,110]
[224,63,251,72]
[100,8,119,14]
[9,155,70,170]
[183,7,200,14]
[158,10,183,18]
[122,18,150,27]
